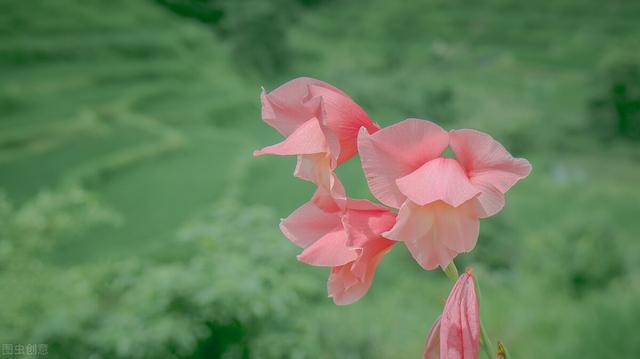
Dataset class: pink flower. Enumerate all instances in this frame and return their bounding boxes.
[280,188,397,305]
[358,119,531,269]
[424,270,480,359]
[254,77,379,200]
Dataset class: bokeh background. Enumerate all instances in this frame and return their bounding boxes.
[1,0,640,357]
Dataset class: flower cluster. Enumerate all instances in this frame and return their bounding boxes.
[254,77,531,355]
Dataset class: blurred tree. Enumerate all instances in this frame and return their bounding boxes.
[154,0,306,76]
[588,62,640,141]
[220,0,294,76]
[154,0,225,25]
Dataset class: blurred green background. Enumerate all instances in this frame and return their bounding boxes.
[1,0,640,357]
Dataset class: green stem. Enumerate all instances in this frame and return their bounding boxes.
[443,261,459,282]
[480,321,496,359]
[441,261,496,359]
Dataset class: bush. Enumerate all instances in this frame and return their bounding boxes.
[457,216,519,273]
[560,283,640,358]
[523,217,626,297]
[588,62,640,141]
[0,191,324,358]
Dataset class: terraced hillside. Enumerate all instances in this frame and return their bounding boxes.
[0,0,311,265]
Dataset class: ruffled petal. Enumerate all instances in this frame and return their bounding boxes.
[307,184,346,215]
[342,200,397,249]
[281,194,394,271]
[358,119,449,208]
[396,157,479,207]
[294,153,330,184]
[349,237,396,288]
[308,84,379,164]
[383,201,455,270]
[324,199,396,305]
[327,237,395,305]
[323,124,342,167]
[449,129,531,216]
[471,180,505,218]
[260,78,324,136]
[327,265,366,306]
[279,198,341,248]
[254,118,328,157]
[423,316,441,359]
[383,200,479,270]
[297,230,359,267]
[261,77,374,166]
[440,271,480,359]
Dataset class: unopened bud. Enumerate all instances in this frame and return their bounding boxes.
[497,341,509,359]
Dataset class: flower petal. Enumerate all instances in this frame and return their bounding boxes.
[440,271,480,359]
[279,198,341,248]
[423,316,441,359]
[396,157,479,207]
[254,118,328,157]
[293,152,347,206]
[297,230,359,267]
[471,180,505,218]
[261,77,374,166]
[383,201,454,270]
[308,84,379,164]
[310,183,347,213]
[324,199,396,305]
[383,200,479,270]
[342,200,397,249]
[450,129,531,216]
[260,78,325,136]
[351,238,395,289]
[328,265,365,306]
[294,153,331,185]
[358,119,449,208]
[327,238,395,305]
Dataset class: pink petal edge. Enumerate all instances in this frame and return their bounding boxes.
[358,119,449,208]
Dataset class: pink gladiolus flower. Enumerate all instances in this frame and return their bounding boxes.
[280,188,397,305]
[358,119,531,269]
[254,77,379,200]
[424,270,480,359]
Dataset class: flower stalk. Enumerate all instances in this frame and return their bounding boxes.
[443,261,459,282]
[480,321,495,359]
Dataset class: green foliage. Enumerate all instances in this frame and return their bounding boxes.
[564,283,640,358]
[0,195,324,358]
[154,0,225,25]
[589,61,640,141]
[0,187,118,343]
[0,187,120,261]
[456,217,519,273]
[524,217,626,297]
